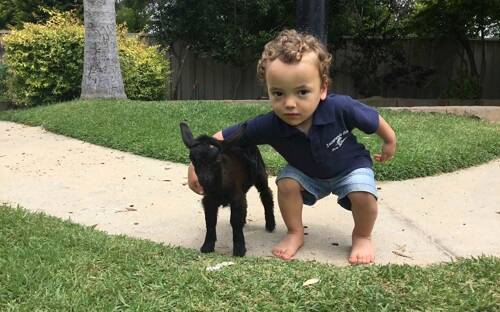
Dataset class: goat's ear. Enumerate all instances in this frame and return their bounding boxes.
[180,122,195,148]
[222,123,247,150]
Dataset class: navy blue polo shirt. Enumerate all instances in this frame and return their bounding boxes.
[222,94,380,179]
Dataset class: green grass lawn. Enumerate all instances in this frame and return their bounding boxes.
[1,205,499,311]
[0,99,499,180]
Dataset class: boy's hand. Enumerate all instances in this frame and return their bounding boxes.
[187,163,204,195]
[186,131,223,195]
[374,141,396,163]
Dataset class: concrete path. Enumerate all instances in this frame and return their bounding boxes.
[1,121,499,266]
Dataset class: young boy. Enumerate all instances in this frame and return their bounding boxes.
[187,29,396,264]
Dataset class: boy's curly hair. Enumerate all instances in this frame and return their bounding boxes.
[257,29,332,86]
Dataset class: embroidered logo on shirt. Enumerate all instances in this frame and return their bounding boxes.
[326,130,349,152]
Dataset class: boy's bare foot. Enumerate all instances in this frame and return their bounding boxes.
[272,232,304,260]
[349,234,375,265]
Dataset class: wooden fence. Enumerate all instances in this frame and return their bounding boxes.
[170,39,500,100]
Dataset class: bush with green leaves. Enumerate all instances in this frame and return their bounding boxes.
[3,11,170,107]
[3,12,84,106]
[118,29,170,101]
[443,69,481,100]
[0,63,8,100]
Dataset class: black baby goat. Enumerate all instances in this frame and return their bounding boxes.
[180,122,275,257]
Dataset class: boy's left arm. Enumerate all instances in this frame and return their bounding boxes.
[374,115,396,163]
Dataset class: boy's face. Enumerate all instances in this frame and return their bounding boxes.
[265,52,327,133]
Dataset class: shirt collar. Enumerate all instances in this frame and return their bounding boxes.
[312,97,335,125]
[274,97,334,137]
[275,115,300,137]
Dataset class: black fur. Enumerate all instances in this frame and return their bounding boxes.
[180,122,275,256]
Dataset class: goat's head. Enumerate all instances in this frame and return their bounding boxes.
[180,122,246,188]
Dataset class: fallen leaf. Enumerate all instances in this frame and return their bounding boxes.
[206,261,235,272]
[126,207,137,211]
[303,278,320,287]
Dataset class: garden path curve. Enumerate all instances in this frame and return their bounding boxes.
[1,121,499,266]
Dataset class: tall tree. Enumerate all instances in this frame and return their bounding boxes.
[115,0,153,33]
[0,0,83,29]
[410,0,500,97]
[296,0,327,44]
[150,0,294,99]
[326,0,431,97]
[81,0,126,99]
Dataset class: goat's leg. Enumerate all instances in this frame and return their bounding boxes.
[242,197,248,226]
[255,173,276,232]
[201,196,219,253]
[230,198,247,257]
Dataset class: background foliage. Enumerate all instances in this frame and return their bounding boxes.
[0,0,83,29]
[149,0,295,67]
[1,1,500,100]
[3,11,169,106]
[0,63,7,99]
[3,11,84,106]
[410,0,500,98]
[118,26,170,101]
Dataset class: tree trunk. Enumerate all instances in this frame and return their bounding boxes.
[296,0,327,45]
[81,0,127,99]
[456,34,479,78]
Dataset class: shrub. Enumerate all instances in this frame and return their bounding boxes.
[0,63,7,100]
[3,11,84,106]
[3,11,170,107]
[443,69,481,100]
[118,28,170,101]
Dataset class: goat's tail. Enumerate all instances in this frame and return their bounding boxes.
[255,177,276,232]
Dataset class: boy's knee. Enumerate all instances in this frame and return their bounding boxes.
[347,192,377,209]
[277,178,303,195]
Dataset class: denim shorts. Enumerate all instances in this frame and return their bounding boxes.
[276,165,378,210]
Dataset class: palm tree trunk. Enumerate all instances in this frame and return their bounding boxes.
[81,0,127,99]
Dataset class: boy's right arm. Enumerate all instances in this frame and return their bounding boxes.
[187,131,224,195]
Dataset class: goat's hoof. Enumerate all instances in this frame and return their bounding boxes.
[265,220,276,232]
[200,243,215,253]
[233,246,246,257]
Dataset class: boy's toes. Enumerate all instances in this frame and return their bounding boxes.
[348,254,374,265]
[272,247,291,260]
[272,247,284,258]
[349,235,375,265]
